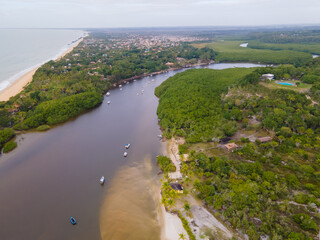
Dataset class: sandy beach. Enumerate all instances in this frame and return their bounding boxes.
[0,36,85,102]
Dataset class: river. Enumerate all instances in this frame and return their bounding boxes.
[0,63,264,240]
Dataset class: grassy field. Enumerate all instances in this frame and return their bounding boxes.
[248,40,320,55]
[192,41,312,66]
[260,81,312,93]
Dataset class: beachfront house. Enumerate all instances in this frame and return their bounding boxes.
[165,62,175,68]
[261,74,274,81]
[169,183,184,194]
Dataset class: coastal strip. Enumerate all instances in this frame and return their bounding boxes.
[0,35,87,102]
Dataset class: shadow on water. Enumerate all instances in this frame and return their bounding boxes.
[100,155,161,240]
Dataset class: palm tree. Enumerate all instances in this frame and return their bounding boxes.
[179,233,186,240]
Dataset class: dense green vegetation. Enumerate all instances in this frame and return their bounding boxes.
[248,41,320,55]
[36,125,51,131]
[156,59,320,239]
[193,41,313,66]
[248,30,320,44]
[156,155,176,172]
[0,128,15,153]
[155,68,255,143]
[3,141,17,153]
[14,91,103,130]
[178,211,196,240]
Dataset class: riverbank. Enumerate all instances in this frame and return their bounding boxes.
[111,61,215,89]
[0,35,86,102]
[159,138,235,240]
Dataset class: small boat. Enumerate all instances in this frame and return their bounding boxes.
[157,134,163,139]
[120,88,122,91]
[106,92,110,96]
[125,144,130,149]
[136,93,139,96]
[100,176,105,185]
[70,217,77,225]
[123,152,128,157]
[107,101,111,104]
[119,84,122,88]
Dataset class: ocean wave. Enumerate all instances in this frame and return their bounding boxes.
[0,81,10,92]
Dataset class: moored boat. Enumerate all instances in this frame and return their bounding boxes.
[70,217,77,225]
[107,101,111,104]
[125,144,130,149]
[123,152,128,157]
[106,92,110,96]
[100,176,105,185]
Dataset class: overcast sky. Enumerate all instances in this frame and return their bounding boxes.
[0,0,319,28]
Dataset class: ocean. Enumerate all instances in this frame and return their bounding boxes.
[0,29,86,92]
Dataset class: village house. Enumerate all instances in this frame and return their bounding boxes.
[165,62,175,67]
[261,74,274,81]
[223,142,239,151]
[169,183,184,194]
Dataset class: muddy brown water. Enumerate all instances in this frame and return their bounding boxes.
[0,63,264,240]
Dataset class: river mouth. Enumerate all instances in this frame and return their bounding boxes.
[99,155,161,240]
[0,63,265,239]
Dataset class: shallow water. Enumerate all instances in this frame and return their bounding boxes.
[0,63,265,239]
[99,156,162,240]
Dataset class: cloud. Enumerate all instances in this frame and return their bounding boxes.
[0,0,319,28]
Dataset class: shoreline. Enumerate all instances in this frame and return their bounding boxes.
[0,35,86,102]
[158,137,235,239]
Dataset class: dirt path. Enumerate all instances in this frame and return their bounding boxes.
[168,138,183,179]
[164,138,235,239]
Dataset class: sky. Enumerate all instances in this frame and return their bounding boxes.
[0,0,319,28]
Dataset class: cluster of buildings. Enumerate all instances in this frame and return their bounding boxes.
[81,34,207,52]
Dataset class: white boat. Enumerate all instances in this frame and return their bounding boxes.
[123,152,128,157]
[136,93,139,96]
[107,101,111,104]
[125,144,130,149]
[119,84,122,88]
[106,92,110,96]
[100,176,105,185]
[120,88,122,91]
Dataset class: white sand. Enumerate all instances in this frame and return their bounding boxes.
[160,205,188,240]
[0,68,39,101]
